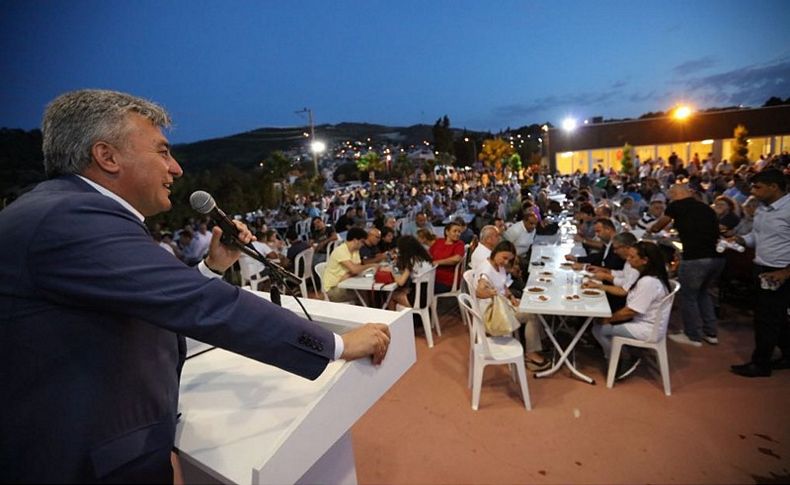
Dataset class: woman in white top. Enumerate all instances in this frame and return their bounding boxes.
[592,241,671,379]
[474,240,548,370]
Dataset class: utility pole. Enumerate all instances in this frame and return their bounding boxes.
[295,107,318,177]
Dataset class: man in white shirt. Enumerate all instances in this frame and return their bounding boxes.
[503,211,538,258]
[470,225,500,271]
[192,222,212,260]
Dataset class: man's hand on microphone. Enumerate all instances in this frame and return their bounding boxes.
[341,323,391,365]
[205,221,256,273]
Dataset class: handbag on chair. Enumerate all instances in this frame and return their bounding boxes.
[483,294,520,337]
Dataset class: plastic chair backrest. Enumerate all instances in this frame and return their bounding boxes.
[326,239,340,260]
[238,253,265,287]
[457,293,478,341]
[458,291,494,357]
[649,280,681,343]
[294,247,314,279]
[462,269,479,307]
[412,265,436,311]
[444,246,467,293]
[315,262,328,298]
[395,217,408,234]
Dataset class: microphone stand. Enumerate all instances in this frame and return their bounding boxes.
[229,236,313,321]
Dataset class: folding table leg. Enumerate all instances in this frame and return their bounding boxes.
[535,315,595,384]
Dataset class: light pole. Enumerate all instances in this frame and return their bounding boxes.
[295,107,319,176]
[541,124,550,173]
[464,137,478,167]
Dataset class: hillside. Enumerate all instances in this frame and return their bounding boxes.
[0,122,488,201]
[171,122,485,170]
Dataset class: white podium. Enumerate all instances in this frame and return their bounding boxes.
[175,291,415,485]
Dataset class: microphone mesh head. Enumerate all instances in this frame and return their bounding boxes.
[189,190,215,214]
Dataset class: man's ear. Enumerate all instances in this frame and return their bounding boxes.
[90,141,121,174]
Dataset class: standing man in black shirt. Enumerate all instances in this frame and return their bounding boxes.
[650,183,725,347]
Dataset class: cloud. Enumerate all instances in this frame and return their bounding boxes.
[680,56,790,106]
[628,90,663,103]
[673,56,718,76]
[492,89,621,119]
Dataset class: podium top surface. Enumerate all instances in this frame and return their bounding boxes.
[175,293,415,485]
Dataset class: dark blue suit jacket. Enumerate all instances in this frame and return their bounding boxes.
[0,176,335,483]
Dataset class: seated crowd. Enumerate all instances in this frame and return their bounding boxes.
[150,151,790,379]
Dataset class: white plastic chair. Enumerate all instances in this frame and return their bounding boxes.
[326,239,340,262]
[293,247,317,297]
[606,280,681,395]
[457,293,532,411]
[238,253,269,291]
[314,261,355,304]
[457,290,477,389]
[296,218,312,241]
[401,266,438,348]
[314,262,331,301]
[430,245,469,336]
[394,217,408,235]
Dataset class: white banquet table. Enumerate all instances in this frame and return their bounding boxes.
[338,270,398,308]
[518,241,612,384]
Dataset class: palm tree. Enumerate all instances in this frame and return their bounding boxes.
[356,151,385,182]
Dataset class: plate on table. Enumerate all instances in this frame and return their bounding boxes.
[529,294,551,303]
[563,294,583,302]
[581,289,604,299]
[560,262,574,268]
[530,261,545,267]
[525,285,547,294]
[539,271,554,276]
[537,277,553,284]
[540,255,552,261]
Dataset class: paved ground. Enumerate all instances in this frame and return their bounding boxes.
[353,299,790,484]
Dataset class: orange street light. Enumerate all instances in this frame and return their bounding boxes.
[672,105,693,120]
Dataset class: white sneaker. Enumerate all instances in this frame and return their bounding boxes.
[702,335,719,345]
[669,333,703,348]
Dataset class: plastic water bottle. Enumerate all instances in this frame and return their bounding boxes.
[716,239,745,253]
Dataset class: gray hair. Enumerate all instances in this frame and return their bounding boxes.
[613,231,638,247]
[42,89,171,177]
[480,225,498,241]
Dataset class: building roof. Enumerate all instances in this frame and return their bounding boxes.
[548,105,790,154]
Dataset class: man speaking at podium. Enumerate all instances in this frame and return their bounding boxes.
[0,90,390,483]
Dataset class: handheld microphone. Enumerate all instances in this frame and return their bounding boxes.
[189,190,251,249]
[189,190,309,317]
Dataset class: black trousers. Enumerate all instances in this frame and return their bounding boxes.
[751,264,790,366]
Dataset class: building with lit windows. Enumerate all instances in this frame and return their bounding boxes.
[547,105,790,174]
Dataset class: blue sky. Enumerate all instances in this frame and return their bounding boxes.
[2,0,789,143]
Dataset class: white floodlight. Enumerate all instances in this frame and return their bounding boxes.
[310,140,326,153]
[562,117,578,132]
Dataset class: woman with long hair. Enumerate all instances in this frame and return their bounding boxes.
[387,235,434,310]
[590,241,671,379]
[474,240,549,370]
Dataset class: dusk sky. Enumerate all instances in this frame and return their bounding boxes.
[2,0,789,143]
